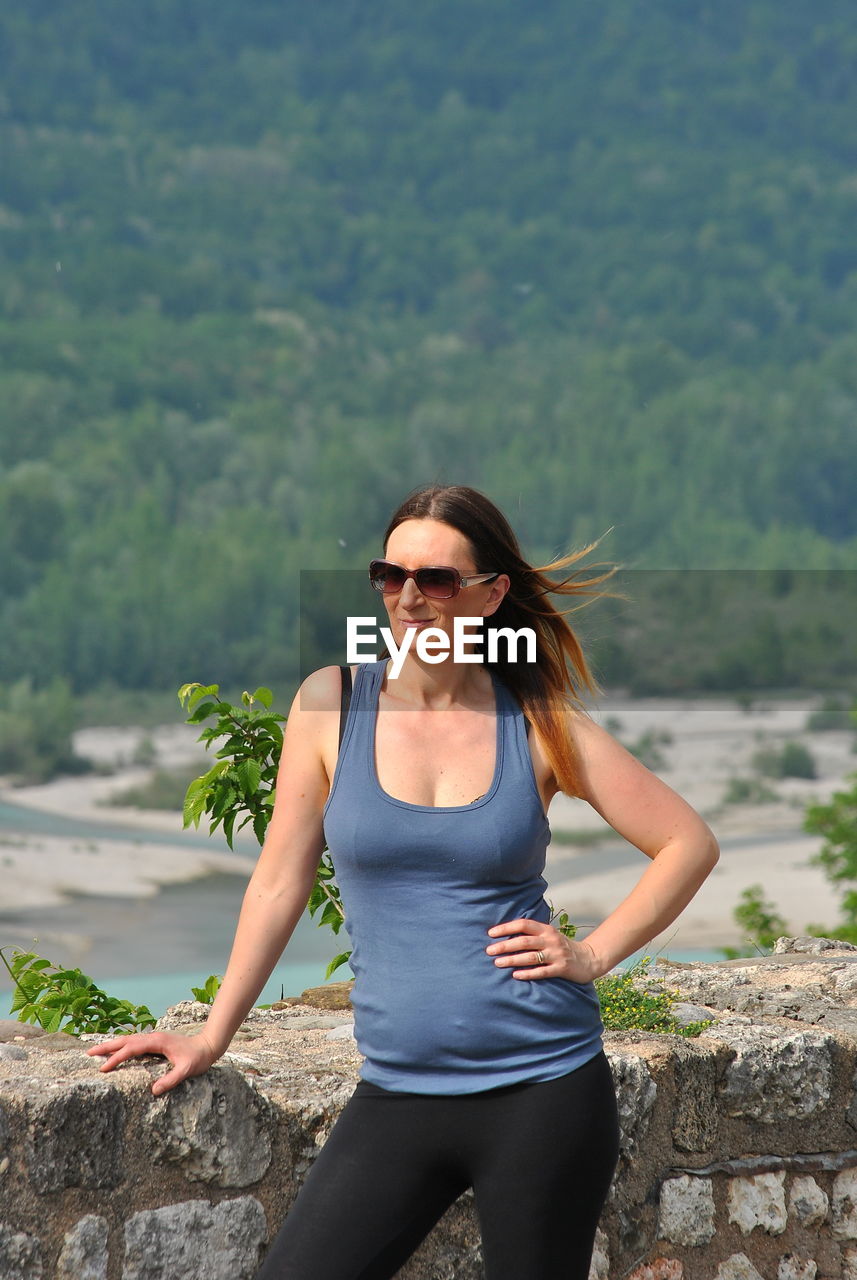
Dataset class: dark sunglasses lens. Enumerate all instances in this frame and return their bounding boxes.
[416,568,458,598]
[369,561,406,593]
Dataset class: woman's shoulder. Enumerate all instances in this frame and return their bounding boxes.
[281,666,352,767]
[293,664,349,712]
[293,662,381,713]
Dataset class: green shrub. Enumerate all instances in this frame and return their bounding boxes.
[722,775,779,805]
[720,884,788,958]
[131,734,158,767]
[0,947,156,1035]
[552,910,709,1035]
[626,728,673,772]
[596,958,710,1036]
[0,676,89,783]
[106,764,202,811]
[805,774,857,937]
[805,696,855,732]
[752,740,817,779]
[179,682,350,978]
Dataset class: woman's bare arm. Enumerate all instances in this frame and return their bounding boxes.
[487,711,719,981]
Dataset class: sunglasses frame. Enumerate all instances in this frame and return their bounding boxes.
[368,559,499,600]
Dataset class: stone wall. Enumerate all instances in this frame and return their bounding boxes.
[3,939,857,1279]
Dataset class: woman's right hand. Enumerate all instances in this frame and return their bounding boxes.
[86,1029,220,1095]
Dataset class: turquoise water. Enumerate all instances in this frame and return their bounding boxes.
[0,800,348,1019]
[1,963,343,1022]
[0,874,348,1019]
[0,797,254,851]
[620,946,727,967]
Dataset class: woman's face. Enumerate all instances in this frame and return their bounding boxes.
[381,518,509,658]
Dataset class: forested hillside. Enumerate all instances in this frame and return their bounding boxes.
[1,1,856,692]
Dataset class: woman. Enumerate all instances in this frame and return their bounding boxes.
[89,484,719,1280]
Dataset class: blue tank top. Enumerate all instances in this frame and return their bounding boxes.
[322,660,604,1094]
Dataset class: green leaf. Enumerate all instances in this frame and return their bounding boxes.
[190,975,222,1003]
[253,715,286,735]
[186,700,218,724]
[180,684,220,714]
[182,776,211,829]
[237,758,262,796]
[325,951,353,979]
[320,901,342,929]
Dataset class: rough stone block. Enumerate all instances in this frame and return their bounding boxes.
[0,1020,44,1042]
[715,1025,834,1123]
[27,1080,125,1192]
[144,1064,274,1187]
[671,1001,715,1027]
[27,1031,79,1051]
[776,1255,817,1280]
[123,1197,267,1280]
[657,1174,715,1246]
[832,1169,857,1240]
[587,1226,609,1280]
[0,1223,43,1280]
[607,1051,656,1158]
[326,1023,355,1040]
[727,1172,788,1236]
[774,936,857,955]
[715,1254,765,1280]
[58,1215,108,1280]
[843,1245,857,1280]
[670,1043,718,1152]
[788,1175,828,1228]
[0,1044,28,1062]
[626,1260,683,1280]
[847,1061,857,1131]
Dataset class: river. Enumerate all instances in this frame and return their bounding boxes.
[0,799,342,1018]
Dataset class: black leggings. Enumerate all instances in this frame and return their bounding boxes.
[254,1050,619,1280]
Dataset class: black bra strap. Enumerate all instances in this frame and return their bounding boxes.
[338,665,353,749]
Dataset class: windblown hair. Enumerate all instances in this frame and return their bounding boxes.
[383,484,616,797]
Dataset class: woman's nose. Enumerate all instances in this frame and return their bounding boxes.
[399,576,424,605]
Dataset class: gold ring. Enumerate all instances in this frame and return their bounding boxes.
[536,950,546,965]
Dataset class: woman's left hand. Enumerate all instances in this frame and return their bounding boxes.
[486,918,600,983]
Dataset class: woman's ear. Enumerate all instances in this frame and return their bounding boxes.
[482,573,511,617]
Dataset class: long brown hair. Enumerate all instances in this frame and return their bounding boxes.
[383,484,615,796]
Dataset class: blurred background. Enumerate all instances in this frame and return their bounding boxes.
[1,0,856,1017]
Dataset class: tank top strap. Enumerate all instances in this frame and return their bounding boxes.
[495,676,529,767]
[348,659,385,722]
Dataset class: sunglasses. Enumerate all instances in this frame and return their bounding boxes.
[368,559,499,600]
